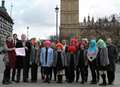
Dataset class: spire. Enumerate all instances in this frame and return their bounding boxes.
[91,17,94,24]
[111,15,117,23]
[83,17,86,24]
[1,0,5,8]
[88,15,90,23]
[104,17,108,23]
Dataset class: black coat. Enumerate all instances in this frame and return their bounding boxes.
[107,44,117,71]
[77,49,88,67]
[16,40,31,68]
[16,40,31,57]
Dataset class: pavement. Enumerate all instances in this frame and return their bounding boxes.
[0,54,120,87]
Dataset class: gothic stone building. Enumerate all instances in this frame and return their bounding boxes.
[59,0,120,43]
[0,0,13,45]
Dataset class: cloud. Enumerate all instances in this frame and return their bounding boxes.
[10,0,59,39]
[80,0,120,21]
[2,0,120,39]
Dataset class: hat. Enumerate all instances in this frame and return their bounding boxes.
[56,43,63,49]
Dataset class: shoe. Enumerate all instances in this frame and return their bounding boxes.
[80,81,84,84]
[2,82,10,85]
[84,77,88,82]
[15,80,20,83]
[43,80,48,83]
[23,79,28,83]
[57,80,62,83]
[54,79,56,81]
[108,82,113,85]
[43,77,50,83]
[47,80,50,83]
[84,80,87,82]
[8,81,12,84]
[31,80,37,83]
[76,80,78,83]
[99,82,107,86]
[12,79,15,82]
[67,80,73,83]
[2,81,12,85]
[90,81,97,84]
[42,76,44,80]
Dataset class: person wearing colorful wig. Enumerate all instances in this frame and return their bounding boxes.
[66,39,77,83]
[62,40,69,81]
[53,43,65,83]
[87,39,98,84]
[97,39,110,86]
[40,40,54,83]
[76,41,87,84]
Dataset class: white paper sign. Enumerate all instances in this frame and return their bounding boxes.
[15,48,26,56]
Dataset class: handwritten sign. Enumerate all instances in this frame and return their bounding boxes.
[15,48,26,56]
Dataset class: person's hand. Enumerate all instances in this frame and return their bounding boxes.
[24,46,28,50]
[35,59,38,65]
[12,48,16,50]
[10,48,15,51]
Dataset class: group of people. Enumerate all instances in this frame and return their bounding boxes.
[2,33,118,86]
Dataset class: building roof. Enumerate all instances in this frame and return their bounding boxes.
[0,6,14,24]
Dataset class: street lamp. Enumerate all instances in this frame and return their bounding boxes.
[55,5,59,40]
[27,26,29,40]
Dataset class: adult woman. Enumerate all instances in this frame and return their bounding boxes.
[54,43,65,83]
[2,36,16,84]
[76,41,87,84]
[30,40,39,82]
[40,40,54,83]
[97,39,110,86]
[87,39,98,84]
[66,40,77,83]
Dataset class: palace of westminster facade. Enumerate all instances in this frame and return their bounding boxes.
[60,0,120,45]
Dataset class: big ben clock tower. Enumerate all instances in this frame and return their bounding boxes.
[60,0,80,38]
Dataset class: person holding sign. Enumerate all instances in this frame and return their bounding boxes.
[15,34,31,83]
[15,48,26,56]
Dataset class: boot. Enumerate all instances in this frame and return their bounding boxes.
[57,75,62,83]
[99,74,107,86]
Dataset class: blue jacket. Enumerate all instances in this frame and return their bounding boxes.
[40,47,54,67]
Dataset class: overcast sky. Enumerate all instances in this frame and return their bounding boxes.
[3,0,120,39]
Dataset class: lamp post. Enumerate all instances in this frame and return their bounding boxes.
[55,5,59,40]
[27,26,29,40]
